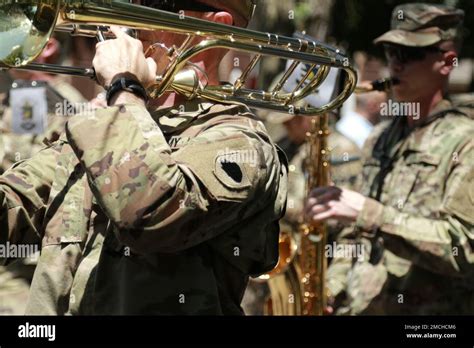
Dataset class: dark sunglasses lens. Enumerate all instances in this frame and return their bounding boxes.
[385,47,398,61]
[405,48,426,61]
[385,46,426,63]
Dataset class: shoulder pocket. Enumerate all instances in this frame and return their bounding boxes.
[174,136,263,202]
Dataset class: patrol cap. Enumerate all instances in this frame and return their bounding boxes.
[197,0,257,27]
[373,3,464,47]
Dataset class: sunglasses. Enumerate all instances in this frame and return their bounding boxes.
[384,45,447,64]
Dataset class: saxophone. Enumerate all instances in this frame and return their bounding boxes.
[262,114,330,315]
[260,78,398,315]
[299,114,330,315]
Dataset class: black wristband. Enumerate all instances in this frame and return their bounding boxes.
[106,77,148,106]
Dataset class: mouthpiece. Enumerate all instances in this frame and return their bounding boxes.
[371,78,400,92]
[354,78,400,94]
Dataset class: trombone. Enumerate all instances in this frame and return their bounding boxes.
[0,0,358,116]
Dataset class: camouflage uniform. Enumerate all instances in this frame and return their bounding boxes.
[0,79,84,315]
[327,4,474,315]
[0,99,287,315]
[452,93,474,120]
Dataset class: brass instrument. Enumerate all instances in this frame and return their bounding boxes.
[298,113,331,315]
[0,0,358,116]
[262,114,330,316]
[259,228,302,315]
[354,77,400,94]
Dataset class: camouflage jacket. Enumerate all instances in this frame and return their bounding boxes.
[452,93,474,120]
[0,100,287,315]
[327,100,474,315]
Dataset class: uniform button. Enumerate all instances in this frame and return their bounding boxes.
[289,165,296,172]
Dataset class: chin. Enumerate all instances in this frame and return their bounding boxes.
[393,89,416,103]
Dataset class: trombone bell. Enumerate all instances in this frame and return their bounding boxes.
[0,2,59,67]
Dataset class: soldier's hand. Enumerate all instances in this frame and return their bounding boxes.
[305,186,366,223]
[324,305,334,315]
[93,26,157,89]
[89,93,107,109]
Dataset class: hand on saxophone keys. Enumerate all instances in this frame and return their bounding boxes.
[305,186,367,224]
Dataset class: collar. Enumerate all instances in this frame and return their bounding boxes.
[416,99,456,128]
[404,99,463,149]
[150,98,214,135]
[400,99,459,155]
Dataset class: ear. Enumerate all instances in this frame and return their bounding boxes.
[38,38,60,62]
[211,11,233,26]
[439,51,457,76]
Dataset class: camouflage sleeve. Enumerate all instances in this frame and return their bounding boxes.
[66,104,285,254]
[355,138,474,276]
[0,143,59,249]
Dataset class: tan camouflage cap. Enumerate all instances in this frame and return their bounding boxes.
[197,0,257,27]
[374,3,464,47]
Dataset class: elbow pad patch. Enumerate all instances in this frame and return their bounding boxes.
[174,136,262,202]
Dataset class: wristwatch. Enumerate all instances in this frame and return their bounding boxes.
[106,77,148,106]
